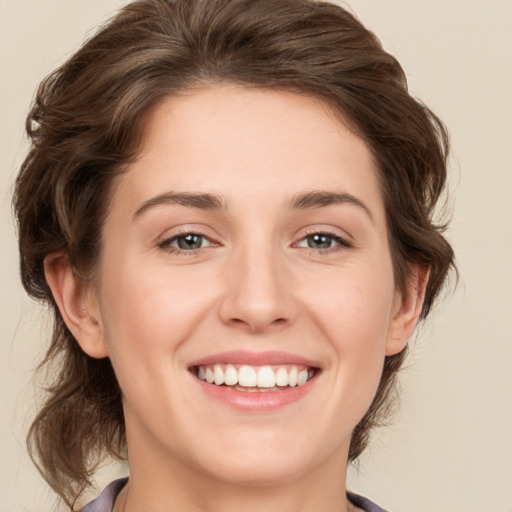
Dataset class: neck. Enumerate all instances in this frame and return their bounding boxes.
[116,408,361,512]
[117,444,357,512]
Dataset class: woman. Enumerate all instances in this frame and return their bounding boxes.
[13,0,455,510]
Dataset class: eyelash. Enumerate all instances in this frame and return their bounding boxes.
[158,230,216,255]
[158,230,352,255]
[295,230,352,254]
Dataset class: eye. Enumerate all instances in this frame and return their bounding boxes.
[296,232,350,250]
[160,232,212,252]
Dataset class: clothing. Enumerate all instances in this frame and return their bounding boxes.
[347,491,389,512]
[81,478,388,512]
[81,479,127,512]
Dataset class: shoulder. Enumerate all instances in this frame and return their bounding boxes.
[347,491,389,512]
[80,478,128,512]
[79,480,386,512]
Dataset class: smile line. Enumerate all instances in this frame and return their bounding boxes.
[192,363,317,389]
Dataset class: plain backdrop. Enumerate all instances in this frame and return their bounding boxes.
[1,1,511,511]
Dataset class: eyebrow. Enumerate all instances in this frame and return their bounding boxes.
[134,192,226,217]
[133,189,373,221]
[288,190,374,221]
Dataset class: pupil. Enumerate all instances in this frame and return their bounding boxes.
[308,234,331,249]
[178,234,202,250]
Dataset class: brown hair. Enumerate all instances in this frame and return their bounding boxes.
[13,0,455,507]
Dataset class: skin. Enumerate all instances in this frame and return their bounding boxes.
[45,86,426,512]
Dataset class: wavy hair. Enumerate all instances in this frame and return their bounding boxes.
[13,0,455,507]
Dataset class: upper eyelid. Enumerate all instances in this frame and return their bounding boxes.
[158,225,218,242]
[156,226,354,248]
[160,231,217,247]
[158,232,217,255]
[295,233,352,249]
[296,226,353,244]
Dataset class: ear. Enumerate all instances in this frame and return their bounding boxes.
[44,252,108,359]
[385,264,430,356]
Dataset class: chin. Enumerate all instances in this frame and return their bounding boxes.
[188,431,339,488]
[201,455,311,487]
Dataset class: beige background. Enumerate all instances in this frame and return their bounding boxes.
[1,1,511,511]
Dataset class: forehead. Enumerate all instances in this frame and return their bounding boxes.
[111,86,384,221]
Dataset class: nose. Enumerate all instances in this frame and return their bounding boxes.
[218,242,297,334]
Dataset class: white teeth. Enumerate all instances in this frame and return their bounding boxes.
[297,369,308,386]
[238,365,257,387]
[257,366,276,388]
[205,367,214,384]
[195,363,315,389]
[214,364,224,385]
[288,367,298,387]
[275,367,288,387]
[224,364,238,385]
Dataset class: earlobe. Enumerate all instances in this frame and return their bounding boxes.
[385,264,430,356]
[44,252,108,359]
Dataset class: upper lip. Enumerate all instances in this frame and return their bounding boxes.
[188,350,321,369]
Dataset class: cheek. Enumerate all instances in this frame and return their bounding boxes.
[305,262,395,401]
[95,264,216,419]
[100,261,217,365]
[307,260,394,347]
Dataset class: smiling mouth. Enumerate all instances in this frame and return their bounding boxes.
[191,364,317,391]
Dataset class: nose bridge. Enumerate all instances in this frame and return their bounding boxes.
[219,233,294,332]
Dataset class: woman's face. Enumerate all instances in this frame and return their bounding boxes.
[87,86,412,485]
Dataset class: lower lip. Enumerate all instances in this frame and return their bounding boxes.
[193,375,318,411]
